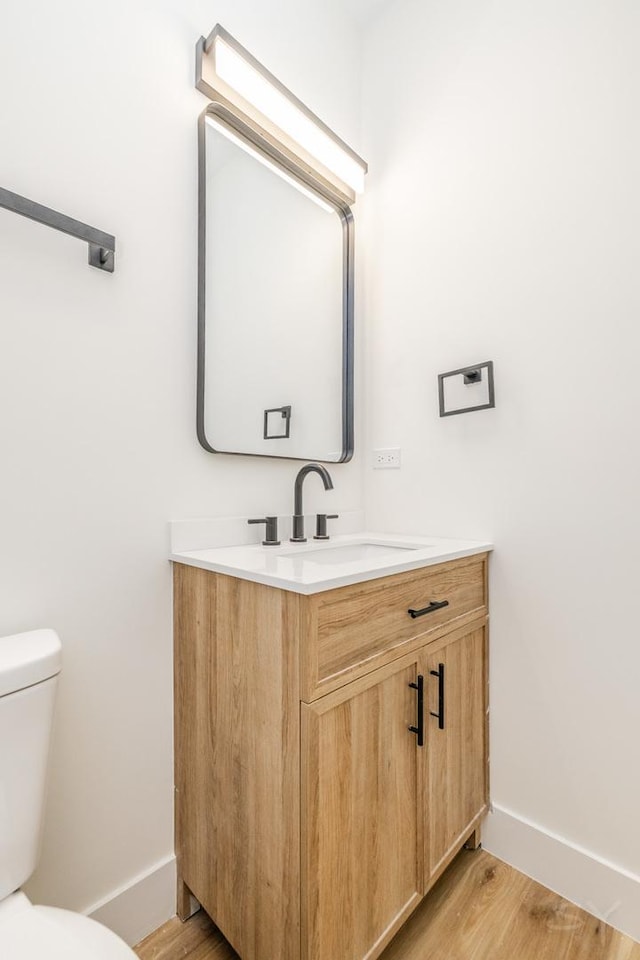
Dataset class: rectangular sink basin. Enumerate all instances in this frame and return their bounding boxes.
[280,542,419,565]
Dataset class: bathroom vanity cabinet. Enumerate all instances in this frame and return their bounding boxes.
[173,553,489,960]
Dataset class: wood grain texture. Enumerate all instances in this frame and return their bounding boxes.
[174,559,490,960]
[135,910,238,960]
[136,852,640,960]
[302,554,488,701]
[424,624,488,888]
[176,877,199,923]
[173,565,301,960]
[301,657,423,960]
[380,849,640,960]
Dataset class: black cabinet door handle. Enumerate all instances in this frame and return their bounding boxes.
[408,675,424,746]
[407,599,449,619]
[429,663,445,730]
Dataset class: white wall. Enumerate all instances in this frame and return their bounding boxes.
[0,0,364,942]
[6,0,639,944]
[362,0,640,938]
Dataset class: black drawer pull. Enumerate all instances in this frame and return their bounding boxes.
[407,599,449,619]
[430,663,445,730]
[408,675,424,746]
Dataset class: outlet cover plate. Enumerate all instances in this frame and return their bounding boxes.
[373,448,401,469]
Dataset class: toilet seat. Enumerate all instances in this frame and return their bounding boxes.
[0,892,136,959]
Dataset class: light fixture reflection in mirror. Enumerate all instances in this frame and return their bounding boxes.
[205,116,335,214]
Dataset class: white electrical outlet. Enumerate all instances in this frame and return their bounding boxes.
[373,448,401,469]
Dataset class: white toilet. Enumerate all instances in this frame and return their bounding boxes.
[0,629,137,959]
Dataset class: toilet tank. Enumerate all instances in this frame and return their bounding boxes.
[0,630,62,901]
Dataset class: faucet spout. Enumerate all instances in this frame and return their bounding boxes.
[291,463,334,543]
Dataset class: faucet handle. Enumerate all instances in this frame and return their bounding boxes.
[313,514,339,541]
[247,516,280,546]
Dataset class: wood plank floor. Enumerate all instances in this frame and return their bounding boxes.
[134,849,640,960]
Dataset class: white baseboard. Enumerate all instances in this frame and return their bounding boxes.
[79,811,640,948]
[85,854,176,947]
[483,805,640,943]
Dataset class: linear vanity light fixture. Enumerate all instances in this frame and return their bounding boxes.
[205,115,335,213]
[196,25,367,201]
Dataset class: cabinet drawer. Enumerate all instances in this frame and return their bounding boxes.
[302,554,487,700]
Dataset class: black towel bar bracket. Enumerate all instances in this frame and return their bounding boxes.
[0,187,116,273]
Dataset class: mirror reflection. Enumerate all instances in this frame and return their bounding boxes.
[197,109,353,461]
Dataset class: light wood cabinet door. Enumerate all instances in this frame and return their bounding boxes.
[423,623,488,889]
[302,657,423,960]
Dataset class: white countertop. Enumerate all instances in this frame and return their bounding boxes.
[170,531,493,595]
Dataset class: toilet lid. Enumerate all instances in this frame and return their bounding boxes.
[1,907,91,960]
[0,894,136,960]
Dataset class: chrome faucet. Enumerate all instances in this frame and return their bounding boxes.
[290,463,334,543]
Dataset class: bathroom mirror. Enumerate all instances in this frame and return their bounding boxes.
[197,103,354,462]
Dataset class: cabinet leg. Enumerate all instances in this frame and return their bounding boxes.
[177,874,201,922]
[464,827,482,851]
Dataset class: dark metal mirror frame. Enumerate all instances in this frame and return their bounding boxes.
[196,100,355,463]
